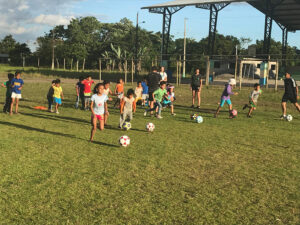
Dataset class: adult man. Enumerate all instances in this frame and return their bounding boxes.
[281,72,300,119]
[146,66,161,114]
[159,66,168,82]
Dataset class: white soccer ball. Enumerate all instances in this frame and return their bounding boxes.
[286,115,293,122]
[119,135,130,147]
[146,122,155,132]
[122,122,132,130]
[196,116,203,123]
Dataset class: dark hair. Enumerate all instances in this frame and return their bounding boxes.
[56,79,61,84]
[15,71,21,76]
[160,81,167,86]
[152,66,158,71]
[86,75,91,79]
[8,73,14,80]
[127,88,134,97]
[254,83,260,88]
[103,80,110,85]
[52,80,56,84]
[79,76,84,81]
[93,83,104,93]
[137,81,141,85]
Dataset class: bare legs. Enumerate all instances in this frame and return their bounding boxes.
[90,116,104,142]
[10,98,19,115]
[192,90,201,108]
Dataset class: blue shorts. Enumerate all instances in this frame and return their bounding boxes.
[220,99,232,107]
[54,97,62,105]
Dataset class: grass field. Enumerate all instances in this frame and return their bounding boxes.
[0,71,299,224]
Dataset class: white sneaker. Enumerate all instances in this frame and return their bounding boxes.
[172,113,176,116]
[156,115,163,119]
[56,111,59,114]
[144,111,147,116]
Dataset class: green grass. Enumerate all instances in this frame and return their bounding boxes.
[0,72,299,224]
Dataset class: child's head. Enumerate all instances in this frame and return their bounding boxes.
[195,68,200,74]
[254,83,260,91]
[285,72,291,79]
[94,83,104,94]
[228,78,236,86]
[137,81,142,87]
[152,66,158,72]
[168,85,174,93]
[86,75,92,81]
[160,81,166,89]
[119,78,123,84]
[51,80,56,85]
[127,89,134,98]
[79,76,84,82]
[8,73,14,80]
[160,66,165,72]
[104,80,110,89]
[15,71,21,79]
[55,79,61,87]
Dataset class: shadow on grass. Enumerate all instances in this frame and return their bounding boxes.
[21,112,90,124]
[91,141,119,148]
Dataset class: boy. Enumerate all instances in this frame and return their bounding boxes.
[10,71,24,115]
[1,73,14,113]
[214,78,238,118]
[191,68,202,109]
[243,83,262,118]
[141,77,149,106]
[162,85,176,116]
[75,76,85,110]
[53,79,64,114]
[144,81,167,119]
[114,78,124,108]
[281,72,300,119]
[47,80,56,112]
[146,66,161,114]
[82,75,94,110]
[119,89,136,128]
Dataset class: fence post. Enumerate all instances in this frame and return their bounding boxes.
[131,58,134,85]
[275,60,279,91]
[205,56,210,86]
[239,60,243,90]
[37,57,40,72]
[22,57,25,70]
[63,58,66,70]
[125,59,128,84]
[70,59,73,71]
[99,58,102,82]
[76,60,79,72]
[234,53,238,81]
[176,60,179,86]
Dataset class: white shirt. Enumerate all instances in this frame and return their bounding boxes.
[91,94,108,115]
[103,88,110,96]
[160,72,167,81]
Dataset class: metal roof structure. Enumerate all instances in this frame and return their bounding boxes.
[141,0,300,65]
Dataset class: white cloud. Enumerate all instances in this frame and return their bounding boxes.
[32,14,75,26]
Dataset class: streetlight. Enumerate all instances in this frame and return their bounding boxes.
[135,12,145,79]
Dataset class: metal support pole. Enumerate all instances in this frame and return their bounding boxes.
[135,13,139,79]
[282,27,288,69]
[208,5,218,56]
[275,60,279,91]
[234,45,238,81]
[239,61,243,90]
[205,56,210,86]
[183,18,187,78]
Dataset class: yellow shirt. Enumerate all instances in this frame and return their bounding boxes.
[53,86,63,98]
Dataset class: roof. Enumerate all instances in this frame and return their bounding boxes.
[0,54,9,58]
[142,0,300,31]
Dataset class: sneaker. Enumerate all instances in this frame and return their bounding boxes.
[280,115,287,120]
[242,104,248,110]
[56,111,59,114]
[197,106,200,109]
[191,105,194,108]
[247,115,252,118]
[171,113,176,116]
[144,111,147,116]
[156,115,163,119]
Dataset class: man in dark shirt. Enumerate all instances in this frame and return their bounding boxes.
[190,68,203,109]
[281,72,300,119]
[146,66,161,114]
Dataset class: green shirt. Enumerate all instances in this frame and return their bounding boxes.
[153,88,167,102]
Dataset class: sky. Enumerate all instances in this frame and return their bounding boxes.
[0,0,299,51]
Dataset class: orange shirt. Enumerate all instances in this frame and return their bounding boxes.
[116,83,124,93]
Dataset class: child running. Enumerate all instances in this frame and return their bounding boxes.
[214,78,238,118]
[141,77,149,106]
[135,81,143,105]
[10,71,24,115]
[47,80,56,112]
[114,78,124,108]
[90,83,108,142]
[243,83,262,118]
[144,81,167,119]
[53,79,64,114]
[119,89,136,128]
[75,76,85,110]
[1,73,14,113]
[162,85,176,116]
[82,75,94,110]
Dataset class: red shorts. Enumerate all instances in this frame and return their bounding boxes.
[92,114,104,121]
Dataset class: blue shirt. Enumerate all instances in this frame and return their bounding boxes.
[141,81,148,94]
[11,78,24,94]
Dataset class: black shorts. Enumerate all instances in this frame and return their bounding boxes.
[282,94,297,104]
[148,91,154,101]
[192,85,200,91]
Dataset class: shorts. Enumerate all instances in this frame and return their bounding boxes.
[282,94,297,104]
[117,93,124,99]
[220,98,232,107]
[92,114,104,121]
[192,85,201,91]
[142,94,149,100]
[11,92,22,99]
[54,97,62,104]
[135,97,143,103]
[84,93,91,98]
[162,100,172,107]
[148,92,154,101]
[249,101,257,108]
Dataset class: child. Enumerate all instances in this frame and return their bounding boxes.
[144,81,167,119]
[75,76,85,110]
[1,73,14,113]
[103,80,113,126]
[10,71,24,115]
[162,85,176,116]
[114,78,124,108]
[135,81,143,105]
[90,83,108,142]
[119,89,136,128]
[82,75,94,110]
[53,79,64,114]
[47,80,56,112]
[141,77,149,106]
[191,68,203,109]
[243,83,262,118]
[214,78,238,118]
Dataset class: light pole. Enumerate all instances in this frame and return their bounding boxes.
[135,12,145,79]
[183,18,187,78]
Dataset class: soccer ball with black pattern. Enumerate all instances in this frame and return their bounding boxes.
[122,122,132,130]
[286,114,293,122]
[119,135,130,147]
[190,114,198,120]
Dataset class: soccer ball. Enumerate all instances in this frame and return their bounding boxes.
[190,114,198,120]
[231,109,238,117]
[146,122,155,132]
[196,116,203,123]
[286,115,293,122]
[122,122,131,130]
[119,135,130,147]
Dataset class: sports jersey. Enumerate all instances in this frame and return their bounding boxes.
[249,90,261,103]
[153,88,167,102]
[147,72,161,92]
[91,94,108,115]
[191,74,202,87]
[11,78,24,94]
[284,78,297,97]
[82,79,94,94]
[53,86,63,99]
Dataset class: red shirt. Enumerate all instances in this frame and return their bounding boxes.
[82,79,94,93]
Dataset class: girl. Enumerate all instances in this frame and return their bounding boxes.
[162,85,176,116]
[135,81,143,105]
[191,68,202,109]
[214,78,238,118]
[119,89,136,128]
[90,83,108,142]
[114,78,124,109]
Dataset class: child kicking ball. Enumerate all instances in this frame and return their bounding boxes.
[243,83,262,118]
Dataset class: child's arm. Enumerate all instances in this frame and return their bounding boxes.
[120,99,125,114]
[132,101,136,113]
[90,101,95,114]
[61,91,64,99]
[1,83,6,88]
[104,102,108,115]
[75,84,79,96]
[114,85,118,95]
